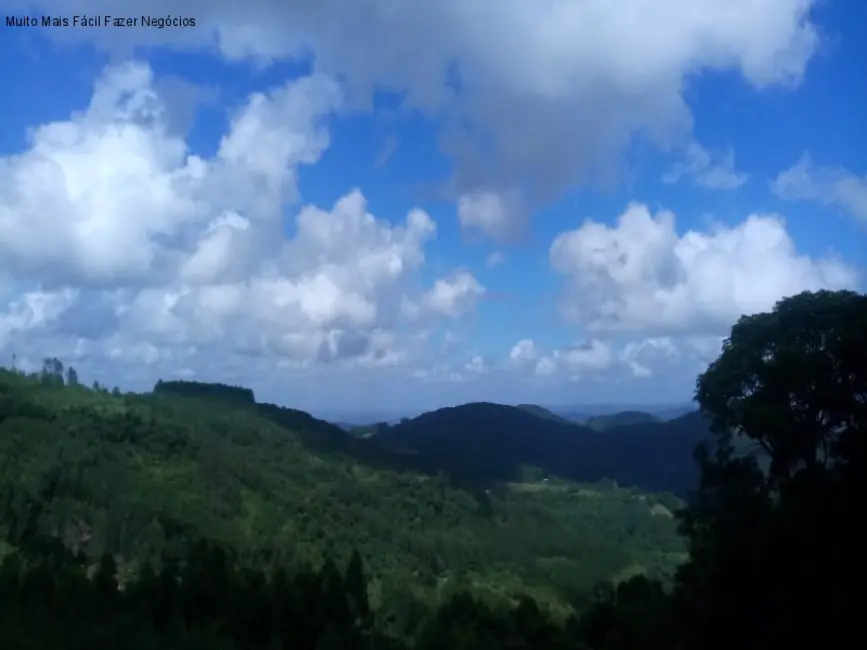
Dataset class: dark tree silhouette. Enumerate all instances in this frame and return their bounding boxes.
[678,290,867,650]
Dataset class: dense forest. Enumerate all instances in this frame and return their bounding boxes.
[1,289,864,649]
[371,403,712,495]
[0,359,690,639]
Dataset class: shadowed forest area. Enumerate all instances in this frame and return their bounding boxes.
[0,289,864,649]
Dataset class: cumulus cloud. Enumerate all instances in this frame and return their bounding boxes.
[509,339,538,363]
[508,338,612,379]
[457,190,524,241]
[0,61,484,380]
[0,289,79,350]
[663,142,748,190]
[772,153,867,223]
[371,329,718,393]
[2,1,854,408]
[0,61,340,287]
[12,0,821,233]
[550,341,612,375]
[620,337,680,378]
[550,203,857,335]
[503,332,732,384]
[403,271,486,320]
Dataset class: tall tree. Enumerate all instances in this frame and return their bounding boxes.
[696,289,867,484]
[345,548,372,636]
[679,289,867,650]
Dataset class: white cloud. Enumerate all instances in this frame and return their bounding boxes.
[457,190,524,241]
[485,251,506,268]
[412,337,614,387]
[663,142,748,190]
[509,339,538,362]
[550,203,857,335]
[534,357,556,378]
[620,337,679,378]
[508,339,612,378]
[549,341,612,375]
[106,188,456,366]
[464,355,486,374]
[616,334,730,380]
[0,289,79,350]
[13,0,821,235]
[504,335,726,383]
[772,153,867,223]
[0,61,485,382]
[404,271,486,319]
[2,3,856,410]
[0,61,340,287]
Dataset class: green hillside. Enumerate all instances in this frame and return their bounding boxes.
[0,367,684,637]
[515,404,573,424]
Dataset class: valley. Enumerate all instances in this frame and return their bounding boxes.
[0,367,690,637]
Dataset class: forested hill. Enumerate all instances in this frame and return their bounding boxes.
[0,366,686,640]
[585,410,662,431]
[373,402,712,495]
[515,403,573,424]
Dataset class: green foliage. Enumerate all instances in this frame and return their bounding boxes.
[0,525,609,650]
[696,289,867,485]
[574,290,866,650]
[0,532,398,649]
[0,367,685,639]
[674,289,866,649]
[154,380,256,405]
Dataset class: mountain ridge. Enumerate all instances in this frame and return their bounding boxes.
[515,404,573,424]
[369,401,711,495]
[145,388,711,496]
[585,410,662,431]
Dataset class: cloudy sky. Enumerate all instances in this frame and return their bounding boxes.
[1,0,865,417]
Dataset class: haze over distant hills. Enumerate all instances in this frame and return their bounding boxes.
[321,403,695,428]
[341,401,712,496]
[585,411,662,431]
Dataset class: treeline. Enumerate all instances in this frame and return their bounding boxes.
[154,380,256,405]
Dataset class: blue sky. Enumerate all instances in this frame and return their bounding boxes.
[0,0,865,418]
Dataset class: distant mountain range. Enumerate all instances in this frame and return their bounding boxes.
[584,410,662,430]
[549,404,694,423]
[342,402,712,496]
[515,404,573,424]
[324,402,695,427]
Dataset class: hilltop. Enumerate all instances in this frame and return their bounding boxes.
[585,411,662,431]
[0,367,686,634]
[515,404,573,424]
[373,402,711,495]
